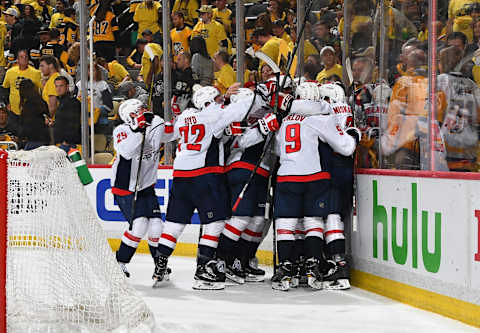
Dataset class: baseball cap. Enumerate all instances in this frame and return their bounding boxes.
[142,29,153,36]
[197,5,213,13]
[3,7,18,18]
[320,46,335,56]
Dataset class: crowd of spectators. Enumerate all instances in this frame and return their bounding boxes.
[0,0,478,171]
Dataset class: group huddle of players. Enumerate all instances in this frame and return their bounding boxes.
[110,78,360,291]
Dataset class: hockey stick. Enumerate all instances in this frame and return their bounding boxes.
[129,129,147,230]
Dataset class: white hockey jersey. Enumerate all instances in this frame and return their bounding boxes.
[331,102,354,130]
[225,107,274,177]
[274,99,356,180]
[111,116,174,194]
[172,95,263,177]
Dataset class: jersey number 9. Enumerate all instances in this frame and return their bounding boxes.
[285,124,301,153]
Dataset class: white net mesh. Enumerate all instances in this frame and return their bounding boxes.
[5,146,155,333]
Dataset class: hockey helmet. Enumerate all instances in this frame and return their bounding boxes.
[118,98,147,127]
[295,81,321,101]
[319,82,346,104]
[372,83,392,105]
[192,86,221,110]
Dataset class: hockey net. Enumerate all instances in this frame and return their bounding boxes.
[0,146,155,332]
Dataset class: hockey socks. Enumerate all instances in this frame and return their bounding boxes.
[116,241,137,264]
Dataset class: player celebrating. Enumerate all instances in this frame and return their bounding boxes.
[153,85,272,290]
[318,82,362,290]
[112,99,175,281]
[272,82,359,291]
[216,87,282,284]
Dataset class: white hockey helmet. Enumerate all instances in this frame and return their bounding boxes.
[192,86,221,110]
[295,81,321,101]
[230,88,254,103]
[372,83,392,105]
[118,98,147,126]
[319,82,346,104]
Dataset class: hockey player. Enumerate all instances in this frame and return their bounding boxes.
[153,85,276,290]
[216,87,282,284]
[272,82,359,291]
[112,99,175,282]
[318,82,362,290]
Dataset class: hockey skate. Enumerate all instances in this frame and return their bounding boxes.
[152,255,170,288]
[244,257,265,282]
[305,258,323,290]
[323,259,351,290]
[193,260,226,290]
[291,257,307,288]
[271,261,293,291]
[118,262,130,278]
[225,258,246,284]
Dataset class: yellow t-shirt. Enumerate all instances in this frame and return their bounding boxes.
[338,15,372,35]
[140,43,163,80]
[108,60,129,88]
[49,12,64,28]
[3,65,42,115]
[259,36,290,71]
[133,1,161,37]
[316,64,343,84]
[172,0,199,27]
[212,8,232,33]
[192,20,228,57]
[304,40,319,61]
[279,31,292,45]
[42,72,59,104]
[0,22,6,67]
[170,26,192,60]
[214,63,235,94]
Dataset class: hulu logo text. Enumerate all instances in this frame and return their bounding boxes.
[372,180,442,273]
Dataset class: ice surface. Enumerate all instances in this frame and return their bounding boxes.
[127,255,478,333]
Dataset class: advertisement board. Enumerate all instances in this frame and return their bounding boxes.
[85,166,273,250]
[353,173,480,306]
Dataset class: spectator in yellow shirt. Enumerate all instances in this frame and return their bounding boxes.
[272,20,292,45]
[97,57,131,90]
[39,55,60,117]
[212,0,231,35]
[316,46,343,84]
[127,38,146,70]
[134,0,162,43]
[213,50,235,94]
[2,49,41,129]
[171,11,192,61]
[49,0,65,28]
[192,5,229,57]
[254,28,289,72]
[140,42,163,86]
[172,0,199,27]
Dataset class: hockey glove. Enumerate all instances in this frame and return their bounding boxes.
[258,113,279,135]
[346,127,362,144]
[171,96,182,116]
[270,92,294,114]
[225,122,245,136]
[130,113,148,131]
[143,111,154,125]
